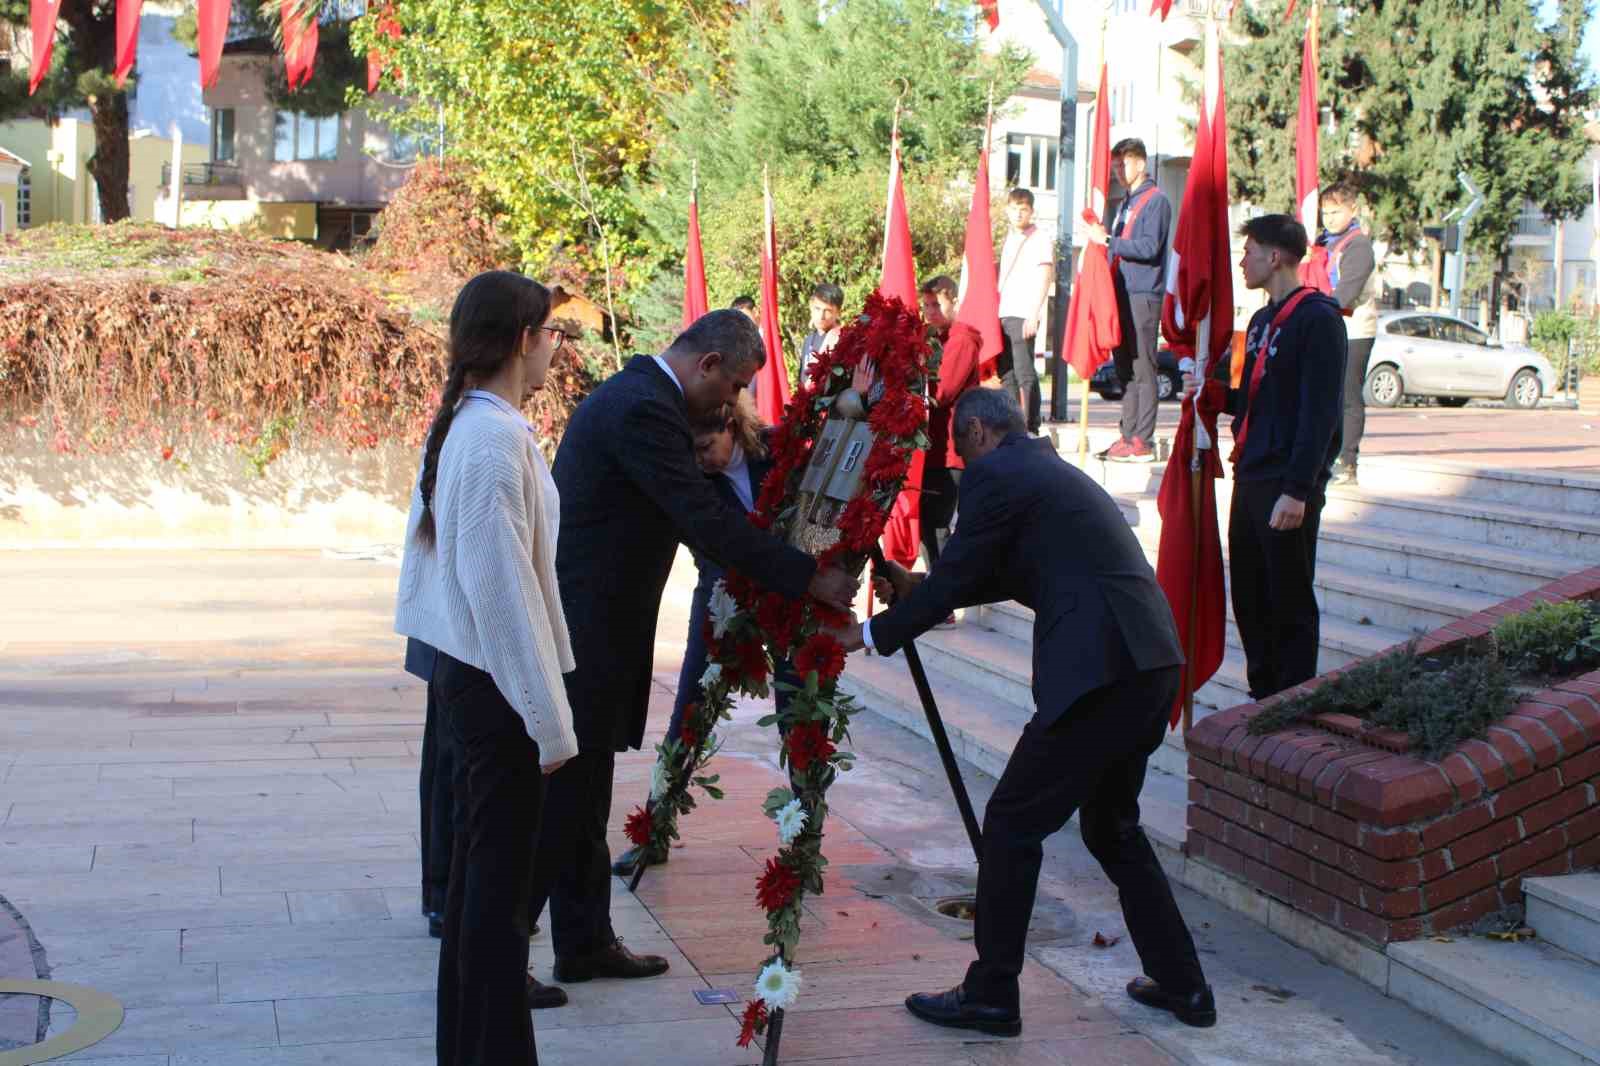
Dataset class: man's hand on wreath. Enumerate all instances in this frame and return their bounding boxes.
[871,559,920,604]
[808,565,859,611]
[828,622,867,654]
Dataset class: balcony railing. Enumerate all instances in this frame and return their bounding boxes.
[159,162,244,189]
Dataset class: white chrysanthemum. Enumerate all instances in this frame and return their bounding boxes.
[708,580,739,639]
[774,799,808,846]
[700,662,723,690]
[754,960,802,1011]
[650,758,669,801]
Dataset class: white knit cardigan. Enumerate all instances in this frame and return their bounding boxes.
[394,396,579,765]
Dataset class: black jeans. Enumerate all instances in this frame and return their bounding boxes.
[1339,337,1375,468]
[528,748,617,960]
[1115,290,1163,445]
[420,683,456,916]
[963,665,1206,1012]
[919,464,962,567]
[1000,317,1042,433]
[1229,477,1325,700]
[433,652,544,1066]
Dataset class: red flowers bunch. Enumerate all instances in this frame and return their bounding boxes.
[736,999,768,1047]
[624,805,652,847]
[785,720,837,773]
[792,633,846,683]
[757,594,803,657]
[837,496,889,552]
[868,388,927,438]
[732,640,768,686]
[756,857,802,913]
[864,440,911,485]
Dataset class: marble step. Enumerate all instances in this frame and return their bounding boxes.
[1526,873,1600,968]
[1354,455,1600,518]
[1388,936,1600,1066]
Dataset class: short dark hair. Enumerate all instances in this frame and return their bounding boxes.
[730,295,756,312]
[1006,187,1034,207]
[669,308,767,372]
[1322,181,1359,208]
[1111,138,1148,162]
[919,275,958,301]
[1238,213,1308,262]
[953,387,1026,438]
[811,282,844,308]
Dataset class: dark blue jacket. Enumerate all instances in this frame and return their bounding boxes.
[868,433,1184,726]
[1217,288,1347,500]
[1108,178,1172,297]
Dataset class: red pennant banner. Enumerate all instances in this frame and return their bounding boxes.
[197,0,231,90]
[28,0,62,95]
[114,0,144,88]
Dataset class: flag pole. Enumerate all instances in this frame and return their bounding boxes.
[1079,10,1111,465]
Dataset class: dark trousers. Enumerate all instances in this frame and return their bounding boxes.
[963,665,1205,1011]
[433,651,544,1066]
[1339,337,1375,468]
[420,684,456,915]
[1000,317,1042,433]
[1229,477,1325,700]
[1115,290,1163,445]
[919,464,962,567]
[528,749,617,960]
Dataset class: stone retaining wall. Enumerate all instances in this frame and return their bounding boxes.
[1186,566,1600,948]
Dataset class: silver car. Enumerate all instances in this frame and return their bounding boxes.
[1364,312,1556,409]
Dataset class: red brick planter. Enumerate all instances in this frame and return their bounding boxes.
[1185,565,1600,948]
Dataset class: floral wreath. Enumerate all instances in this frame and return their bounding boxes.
[622,291,936,1048]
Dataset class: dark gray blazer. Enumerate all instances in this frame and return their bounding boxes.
[553,355,816,751]
[869,433,1184,726]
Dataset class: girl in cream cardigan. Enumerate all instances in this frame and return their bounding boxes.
[395,270,577,1066]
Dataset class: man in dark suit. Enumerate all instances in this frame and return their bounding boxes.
[833,387,1214,1035]
[531,310,857,985]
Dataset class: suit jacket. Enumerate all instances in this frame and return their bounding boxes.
[553,355,816,751]
[869,433,1183,727]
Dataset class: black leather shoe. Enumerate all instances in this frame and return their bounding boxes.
[904,985,1021,1037]
[426,912,442,939]
[553,938,670,982]
[525,974,568,1009]
[1126,976,1217,1028]
[610,845,668,877]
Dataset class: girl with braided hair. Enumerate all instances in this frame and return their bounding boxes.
[395,270,578,1065]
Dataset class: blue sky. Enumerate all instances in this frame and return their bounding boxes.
[1538,0,1600,76]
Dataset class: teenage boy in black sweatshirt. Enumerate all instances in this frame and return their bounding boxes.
[1188,214,1346,700]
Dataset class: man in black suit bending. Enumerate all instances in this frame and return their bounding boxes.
[532,310,858,985]
[832,387,1214,1035]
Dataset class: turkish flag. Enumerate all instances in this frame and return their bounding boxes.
[1061,63,1121,380]
[977,0,999,31]
[281,1,319,90]
[956,113,1004,381]
[879,138,923,569]
[114,0,143,88]
[198,0,231,90]
[754,173,791,427]
[1295,4,1332,293]
[682,187,709,331]
[28,0,60,95]
[1155,21,1231,727]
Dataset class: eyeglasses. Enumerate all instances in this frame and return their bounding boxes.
[540,325,569,348]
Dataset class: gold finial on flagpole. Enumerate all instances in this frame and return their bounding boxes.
[892,77,910,146]
[691,158,698,195]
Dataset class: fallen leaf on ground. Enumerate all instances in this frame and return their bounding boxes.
[1486,928,1537,942]
[1091,932,1121,948]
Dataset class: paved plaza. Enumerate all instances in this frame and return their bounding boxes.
[0,549,1518,1064]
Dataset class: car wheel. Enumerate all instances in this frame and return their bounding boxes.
[1505,368,1541,409]
[1364,364,1404,407]
[1436,397,1471,408]
[1157,373,1176,401]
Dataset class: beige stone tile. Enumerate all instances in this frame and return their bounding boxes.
[286,890,393,924]
[129,728,296,748]
[218,945,436,1001]
[288,726,422,745]
[193,813,416,841]
[222,859,416,895]
[172,1038,434,1065]
[48,960,219,1009]
[58,1002,278,1058]
[309,741,412,758]
[1,865,222,902]
[534,1016,763,1066]
[101,760,352,781]
[0,779,174,803]
[24,892,289,936]
[0,818,194,848]
[966,1034,1182,1065]
[270,990,433,1046]
[35,928,181,971]
[171,775,351,798]
[181,918,426,964]
[96,837,415,872]
[12,745,323,767]
[0,842,97,874]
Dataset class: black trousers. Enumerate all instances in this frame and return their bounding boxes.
[1229,477,1325,700]
[1339,337,1375,468]
[420,683,456,916]
[1115,290,1163,445]
[528,748,617,960]
[919,464,962,567]
[433,652,544,1066]
[963,665,1206,1011]
[999,317,1042,433]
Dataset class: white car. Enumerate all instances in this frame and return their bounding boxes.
[1365,312,1556,410]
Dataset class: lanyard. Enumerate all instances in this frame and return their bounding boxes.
[1110,185,1158,273]
[1229,287,1314,463]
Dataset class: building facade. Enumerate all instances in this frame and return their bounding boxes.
[0,118,207,228]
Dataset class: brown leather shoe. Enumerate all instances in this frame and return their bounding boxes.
[553,937,670,982]
[526,974,568,1009]
[1126,975,1216,1027]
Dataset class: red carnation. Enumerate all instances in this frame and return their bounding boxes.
[786,720,837,773]
[757,595,802,656]
[756,857,802,913]
[624,805,652,848]
[793,632,846,682]
[680,708,699,750]
[869,390,926,438]
[864,440,911,485]
[736,640,769,686]
[736,998,768,1047]
[837,496,887,551]
[809,602,853,630]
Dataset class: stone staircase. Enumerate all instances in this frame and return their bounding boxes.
[838,424,1600,1063]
